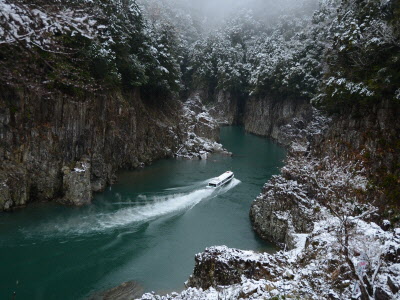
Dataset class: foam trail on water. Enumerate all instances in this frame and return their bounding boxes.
[97,188,213,231]
[27,178,240,237]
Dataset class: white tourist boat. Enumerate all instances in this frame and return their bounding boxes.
[207,171,234,188]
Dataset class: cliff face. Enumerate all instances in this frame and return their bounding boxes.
[208,90,242,125]
[250,100,400,248]
[208,90,313,146]
[314,101,400,212]
[0,88,184,210]
[249,109,332,247]
[243,96,312,145]
[247,102,400,299]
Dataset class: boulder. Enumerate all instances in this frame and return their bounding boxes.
[61,160,92,206]
[187,246,281,290]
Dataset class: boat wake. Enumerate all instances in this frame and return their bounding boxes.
[25,178,241,237]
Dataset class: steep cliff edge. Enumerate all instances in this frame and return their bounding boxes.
[246,97,400,246]
[250,100,400,248]
[314,101,400,214]
[248,101,400,299]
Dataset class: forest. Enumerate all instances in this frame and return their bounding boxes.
[1,0,399,106]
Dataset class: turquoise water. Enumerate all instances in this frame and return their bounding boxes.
[0,126,286,300]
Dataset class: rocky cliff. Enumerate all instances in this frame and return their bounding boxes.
[242,96,400,246]
[313,100,400,214]
[250,99,400,248]
[208,90,313,146]
[208,91,243,126]
[0,87,179,210]
[243,96,312,145]
[0,87,222,211]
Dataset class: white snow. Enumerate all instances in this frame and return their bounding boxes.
[175,95,229,160]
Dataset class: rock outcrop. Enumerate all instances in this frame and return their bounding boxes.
[186,246,281,290]
[249,108,331,248]
[176,93,229,160]
[247,100,400,298]
[250,99,400,248]
[138,222,400,300]
[61,159,92,206]
[250,176,317,248]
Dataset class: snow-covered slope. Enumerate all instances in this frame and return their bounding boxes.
[139,226,399,299]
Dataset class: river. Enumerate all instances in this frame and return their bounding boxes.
[0,126,286,300]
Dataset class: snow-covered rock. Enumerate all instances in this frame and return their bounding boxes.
[175,93,231,160]
[61,159,92,206]
[137,220,400,300]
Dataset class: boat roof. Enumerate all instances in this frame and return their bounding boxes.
[209,171,233,184]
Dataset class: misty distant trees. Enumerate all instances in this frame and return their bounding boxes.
[181,1,325,100]
[1,0,399,108]
[178,0,400,111]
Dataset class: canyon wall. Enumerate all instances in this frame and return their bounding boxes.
[0,88,182,210]
[208,91,242,126]
[209,90,313,146]
[243,96,312,145]
[314,100,400,188]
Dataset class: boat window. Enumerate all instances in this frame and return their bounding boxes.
[208,183,216,187]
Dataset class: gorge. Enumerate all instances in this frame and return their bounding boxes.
[1,0,400,299]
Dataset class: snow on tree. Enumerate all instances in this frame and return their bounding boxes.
[0,0,182,97]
